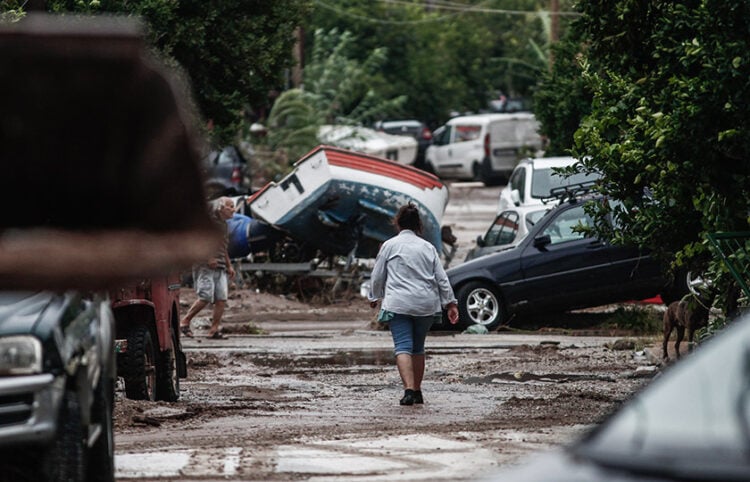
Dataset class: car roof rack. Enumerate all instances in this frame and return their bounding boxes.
[542,180,599,204]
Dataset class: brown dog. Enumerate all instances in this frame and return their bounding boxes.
[662,295,712,360]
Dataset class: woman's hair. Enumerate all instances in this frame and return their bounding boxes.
[394,202,422,234]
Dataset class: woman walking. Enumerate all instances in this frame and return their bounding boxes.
[369,203,459,405]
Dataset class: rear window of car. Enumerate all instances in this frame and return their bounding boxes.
[454,125,482,142]
[531,168,599,199]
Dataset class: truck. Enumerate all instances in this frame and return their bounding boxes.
[110,275,186,402]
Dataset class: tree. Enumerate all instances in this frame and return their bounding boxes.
[266,28,406,163]
[40,0,312,145]
[546,1,750,310]
[309,0,568,127]
[533,25,593,156]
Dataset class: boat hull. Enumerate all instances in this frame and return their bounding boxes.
[248,146,449,259]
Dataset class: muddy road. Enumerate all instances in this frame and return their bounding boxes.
[113,183,666,481]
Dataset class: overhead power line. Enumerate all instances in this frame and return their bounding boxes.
[314,0,581,25]
[382,0,581,17]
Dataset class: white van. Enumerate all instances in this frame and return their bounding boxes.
[425,113,543,185]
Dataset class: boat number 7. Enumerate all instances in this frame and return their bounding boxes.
[280,174,305,194]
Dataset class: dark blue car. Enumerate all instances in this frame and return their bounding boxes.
[446,195,685,330]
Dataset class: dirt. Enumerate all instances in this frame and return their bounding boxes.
[113,286,664,480]
[112,183,668,480]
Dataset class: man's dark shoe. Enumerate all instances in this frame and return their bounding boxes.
[414,390,424,404]
[400,389,416,406]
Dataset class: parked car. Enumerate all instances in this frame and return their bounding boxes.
[498,156,601,213]
[202,145,252,198]
[445,193,687,330]
[373,119,433,169]
[0,291,116,481]
[425,113,543,185]
[483,311,750,481]
[464,205,550,262]
[318,124,418,165]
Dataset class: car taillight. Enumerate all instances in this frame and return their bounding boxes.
[484,133,490,158]
[421,127,432,140]
[231,167,242,185]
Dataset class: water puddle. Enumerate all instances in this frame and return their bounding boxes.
[464,372,613,384]
[243,349,395,369]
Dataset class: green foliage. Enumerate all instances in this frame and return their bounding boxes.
[309,0,571,126]
[304,28,406,125]
[266,88,320,165]
[533,21,593,156]
[266,28,407,163]
[0,0,25,22]
[43,0,312,145]
[536,0,750,308]
[604,305,662,335]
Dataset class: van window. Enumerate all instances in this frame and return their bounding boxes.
[491,119,540,144]
[454,125,481,143]
[433,125,452,146]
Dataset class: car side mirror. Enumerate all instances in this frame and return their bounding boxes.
[510,189,521,206]
[476,235,486,247]
[533,234,551,249]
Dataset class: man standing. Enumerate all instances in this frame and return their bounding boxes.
[180,197,236,339]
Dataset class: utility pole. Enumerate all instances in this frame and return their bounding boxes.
[291,27,304,88]
[549,0,560,70]
[550,0,560,43]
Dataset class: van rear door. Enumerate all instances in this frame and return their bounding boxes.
[487,116,542,179]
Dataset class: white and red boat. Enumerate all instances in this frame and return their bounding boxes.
[246,145,449,259]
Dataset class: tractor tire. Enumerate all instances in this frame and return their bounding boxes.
[122,324,157,401]
[156,324,180,402]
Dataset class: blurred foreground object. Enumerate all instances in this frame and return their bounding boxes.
[0,14,219,290]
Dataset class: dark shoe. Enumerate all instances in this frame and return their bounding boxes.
[414,390,424,404]
[207,331,226,339]
[180,325,193,338]
[400,389,416,406]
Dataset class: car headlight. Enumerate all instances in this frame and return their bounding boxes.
[0,336,42,375]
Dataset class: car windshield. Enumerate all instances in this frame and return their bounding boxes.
[525,209,548,229]
[573,314,750,480]
[530,168,600,199]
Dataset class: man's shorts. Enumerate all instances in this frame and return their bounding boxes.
[193,266,228,304]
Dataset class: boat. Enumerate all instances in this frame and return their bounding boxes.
[246,145,449,260]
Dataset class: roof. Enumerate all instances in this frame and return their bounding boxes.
[446,112,536,124]
[530,156,579,170]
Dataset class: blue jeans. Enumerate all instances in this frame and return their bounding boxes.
[389,312,440,356]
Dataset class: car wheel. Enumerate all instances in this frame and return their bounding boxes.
[156,324,180,402]
[122,324,157,401]
[457,281,504,330]
[687,270,709,296]
[479,158,503,186]
[41,390,85,481]
[87,378,115,482]
[472,162,482,181]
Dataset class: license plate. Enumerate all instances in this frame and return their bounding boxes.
[115,339,128,353]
